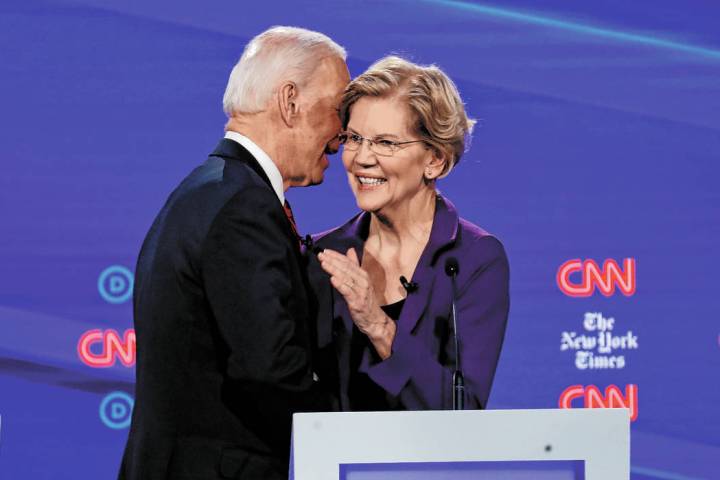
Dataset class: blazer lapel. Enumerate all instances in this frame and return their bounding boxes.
[209,138,305,254]
[209,138,275,191]
[400,194,460,332]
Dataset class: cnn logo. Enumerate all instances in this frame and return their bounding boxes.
[78,329,136,368]
[557,259,636,297]
[559,384,638,421]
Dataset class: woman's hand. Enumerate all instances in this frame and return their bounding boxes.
[317,248,396,359]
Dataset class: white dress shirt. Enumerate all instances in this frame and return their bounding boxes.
[224,131,285,205]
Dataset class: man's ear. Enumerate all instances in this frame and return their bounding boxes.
[278,81,299,127]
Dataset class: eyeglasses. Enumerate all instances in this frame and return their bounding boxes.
[338,131,426,157]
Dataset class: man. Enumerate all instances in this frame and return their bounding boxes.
[119,27,350,479]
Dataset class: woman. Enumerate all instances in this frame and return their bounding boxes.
[310,56,509,411]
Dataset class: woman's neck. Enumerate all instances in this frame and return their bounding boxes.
[367,187,437,255]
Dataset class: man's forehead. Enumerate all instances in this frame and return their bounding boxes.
[307,57,349,96]
[321,57,349,80]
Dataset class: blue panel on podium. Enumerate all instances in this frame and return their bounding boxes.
[340,460,585,480]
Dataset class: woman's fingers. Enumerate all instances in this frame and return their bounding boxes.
[318,249,347,269]
[321,249,381,333]
[329,273,355,297]
[318,252,350,279]
[320,253,357,292]
[319,249,367,286]
[319,249,373,308]
[318,248,346,261]
[346,247,359,266]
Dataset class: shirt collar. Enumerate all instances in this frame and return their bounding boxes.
[224,131,285,205]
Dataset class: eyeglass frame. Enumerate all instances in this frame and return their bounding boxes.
[337,131,428,157]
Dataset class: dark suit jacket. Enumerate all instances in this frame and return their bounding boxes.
[119,138,330,480]
[308,194,510,411]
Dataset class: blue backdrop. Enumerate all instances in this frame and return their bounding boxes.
[1,0,719,478]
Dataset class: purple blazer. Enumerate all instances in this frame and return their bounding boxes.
[308,194,510,410]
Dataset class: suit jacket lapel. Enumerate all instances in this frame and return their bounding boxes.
[209,138,275,193]
[209,138,304,253]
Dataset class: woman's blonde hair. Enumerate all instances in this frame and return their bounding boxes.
[340,56,475,178]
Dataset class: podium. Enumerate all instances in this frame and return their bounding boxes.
[291,408,629,480]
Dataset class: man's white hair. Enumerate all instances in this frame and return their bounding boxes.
[223,26,346,116]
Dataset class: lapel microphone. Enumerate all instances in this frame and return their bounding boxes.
[399,275,419,293]
[301,234,326,256]
[301,234,313,248]
[444,257,465,410]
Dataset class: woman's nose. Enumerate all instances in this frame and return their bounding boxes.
[354,139,377,166]
[355,152,376,168]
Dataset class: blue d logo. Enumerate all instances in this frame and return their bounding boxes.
[99,391,134,429]
[98,265,134,304]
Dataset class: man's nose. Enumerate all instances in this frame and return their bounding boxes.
[325,134,341,155]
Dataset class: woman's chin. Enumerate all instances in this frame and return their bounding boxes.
[354,196,385,213]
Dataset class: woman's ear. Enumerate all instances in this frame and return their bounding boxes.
[278,81,299,127]
[424,149,447,181]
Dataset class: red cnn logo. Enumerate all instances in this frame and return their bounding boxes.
[559,384,638,421]
[557,259,636,297]
[77,329,136,368]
